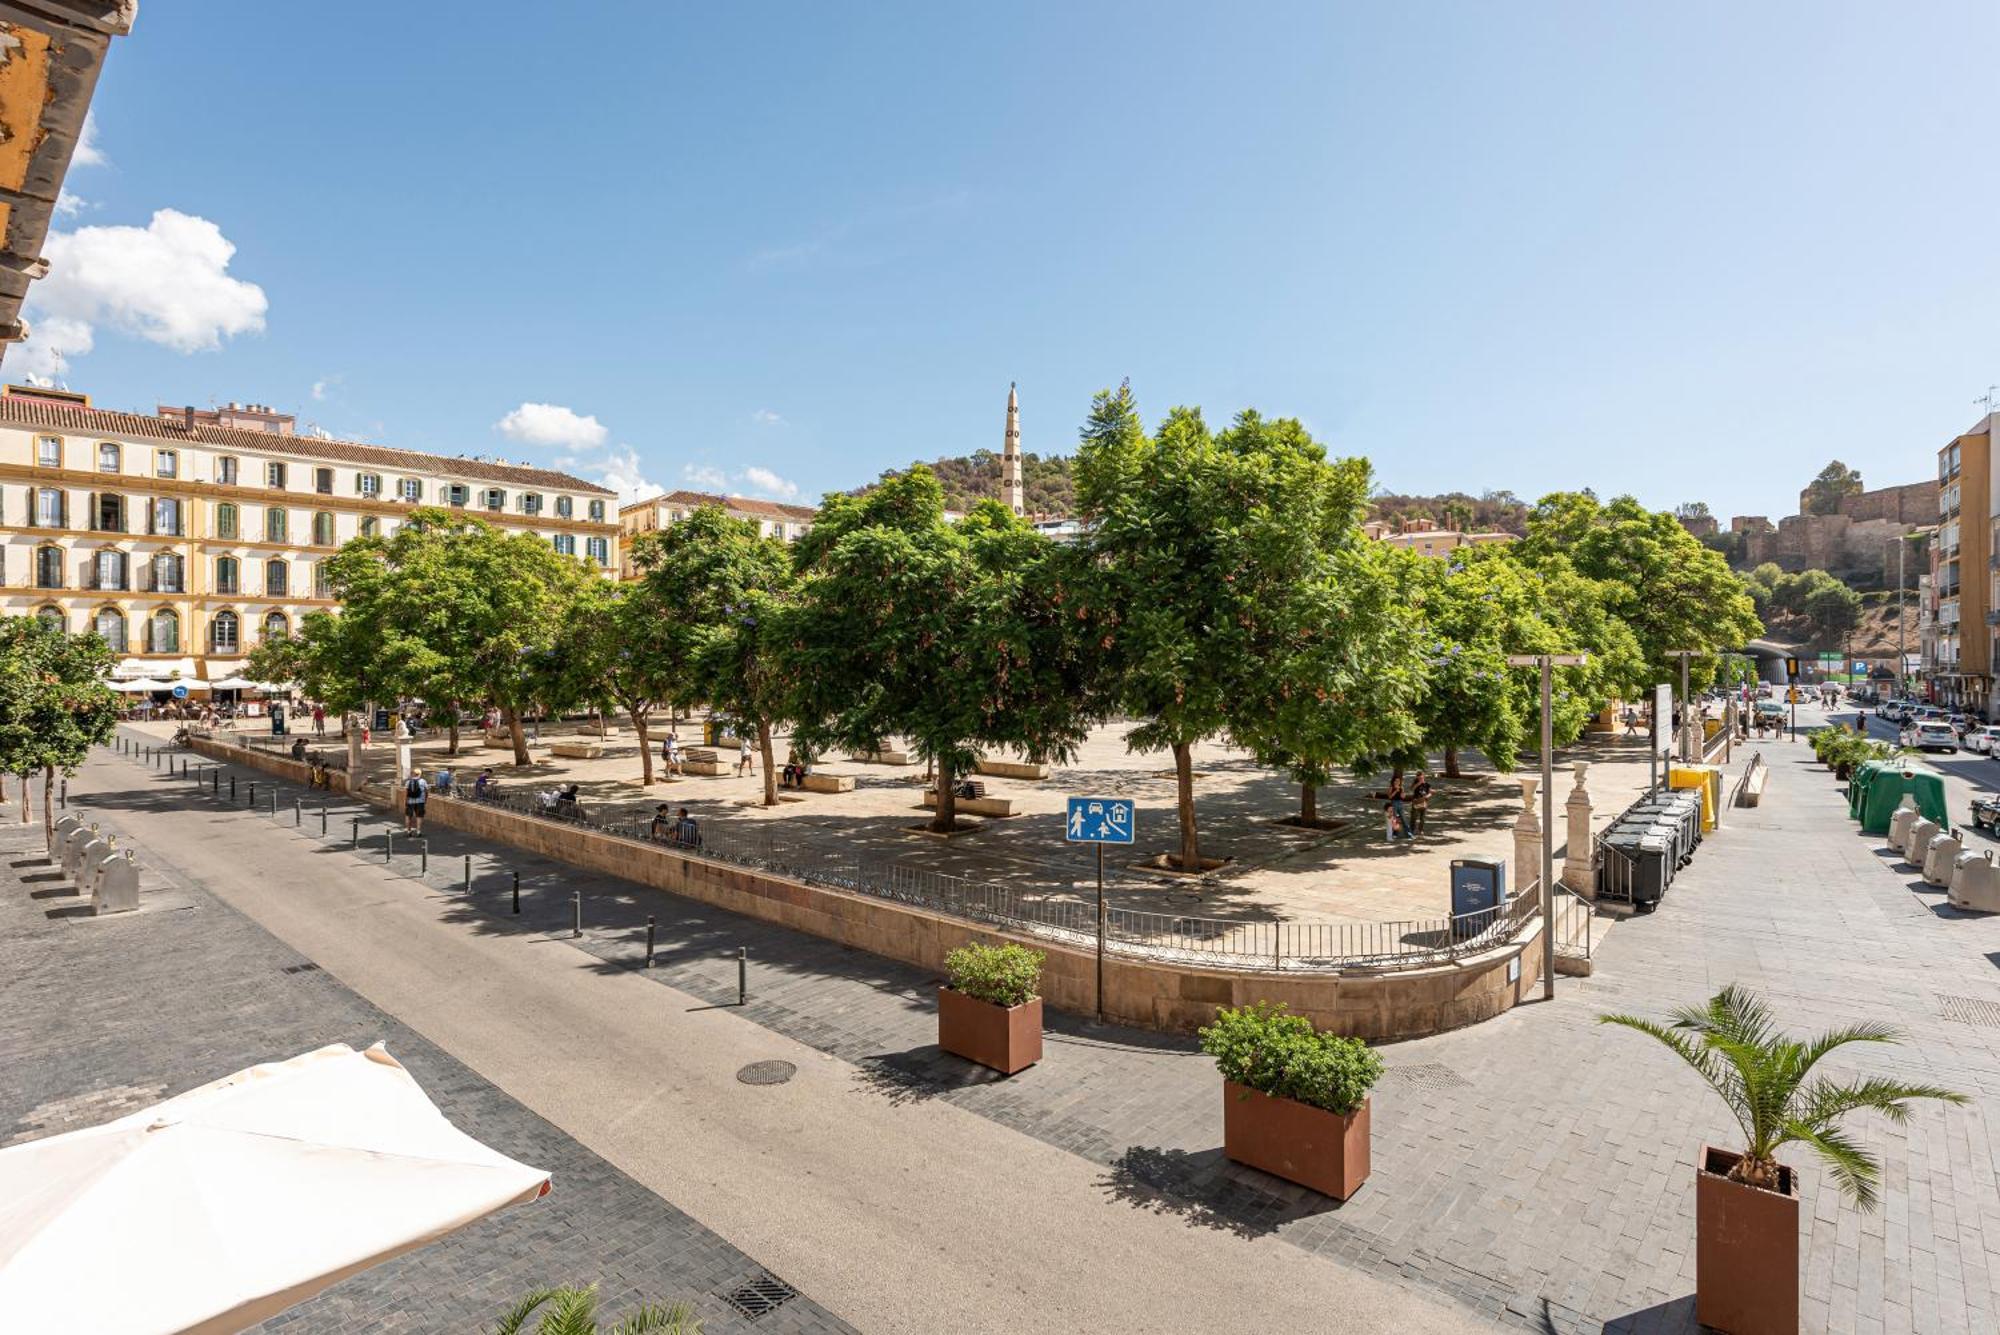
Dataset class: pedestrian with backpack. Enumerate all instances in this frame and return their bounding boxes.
[403,770,429,837]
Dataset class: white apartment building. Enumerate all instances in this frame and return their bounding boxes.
[618,489,817,578]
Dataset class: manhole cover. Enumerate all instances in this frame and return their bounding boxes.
[721,1271,799,1319]
[736,1060,796,1086]
[1937,994,2000,1028]
[1384,1062,1473,1092]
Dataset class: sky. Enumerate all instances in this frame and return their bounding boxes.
[21,1,2000,519]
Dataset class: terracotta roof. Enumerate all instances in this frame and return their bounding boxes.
[0,396,615,495]
[625,489,817,523]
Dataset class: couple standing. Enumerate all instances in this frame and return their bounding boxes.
[1384,772,1432,842]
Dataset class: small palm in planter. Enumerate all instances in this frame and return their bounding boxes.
[494,1283,701,1333]
[1200,1002,1383,1200]
[938,941,1044,1074]
[1602,986,1964,1335]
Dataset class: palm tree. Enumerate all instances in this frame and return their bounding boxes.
[493,1284,701,1335]
[1600,985,1965,1209]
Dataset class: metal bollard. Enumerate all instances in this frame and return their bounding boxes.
[321,802,328,836]
[646,915,656,968]
[420,842,428,874]
[351,817,360,849]
[230,776,237,802]
[738,947,747,1005]
[271,789,278,817]
[571,891,581,938]
[384,831,393,862]
[211,768,218,793]
[59,779,66,809]
[295,798,302,826]
[464,855,472,894]
[248,781,256,808]
[512,871,520,914]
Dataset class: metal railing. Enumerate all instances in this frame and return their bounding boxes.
[1552,885,1593,961]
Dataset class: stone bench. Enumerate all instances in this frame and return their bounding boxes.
[682,748,732,776]
[550,741,605,760]
[976,759,1049,781]
[800,773,854,794]
[922,790,1018,818]
[848,748,914,766]
[579,724,621,738]
[1737,765,1768,808]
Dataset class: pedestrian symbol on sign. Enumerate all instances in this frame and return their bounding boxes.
[1066,796,1135,844]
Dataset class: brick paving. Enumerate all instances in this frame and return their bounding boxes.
[0,767,851,1333]
[79,731,2000,1331]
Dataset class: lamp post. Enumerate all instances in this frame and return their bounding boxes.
[1507,652,1588,1002]
[1664,649,1706,761]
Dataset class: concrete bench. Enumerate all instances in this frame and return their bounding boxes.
[800,773,854,794]
[682,748,732,776]
[1737,765,1768,807]
[550,741,605,760]
[976,759,1049,781]
[848,748,914,765]
[922,790,1018,818]
[580,724,621,738]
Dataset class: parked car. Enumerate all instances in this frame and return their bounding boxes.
[1969,726,2000,755]
[1972,794,2000,830]
[1907,721,1960,753]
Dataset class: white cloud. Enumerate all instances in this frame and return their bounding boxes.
[742,466,800,499]
[310,375,341,402]
[682,463,728,490]
[495,401,608,450]
[751,408,784,426]
[17,209,266,381]
[72,111,106,168]
[53,190,86,219]
[558,443,661,507]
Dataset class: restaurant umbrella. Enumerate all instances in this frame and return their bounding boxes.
[0,1042,551,1334]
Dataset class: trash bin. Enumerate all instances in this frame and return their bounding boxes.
[373,707,391,732]
[1600,830,1671,909]
[269,703,287,737]
[1449,858,1507,939]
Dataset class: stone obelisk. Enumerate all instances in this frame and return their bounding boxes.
[1002,382,1025,515]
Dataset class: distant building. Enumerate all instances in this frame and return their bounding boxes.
[1678,512,1719,539]
[1923,415,1993,713]
[618,489,817,578]
[1366,517,1516,558]
[1741,479,1936,585]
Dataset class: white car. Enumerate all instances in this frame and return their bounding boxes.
[1973,726,2000,755]
[1908,721,1959,753]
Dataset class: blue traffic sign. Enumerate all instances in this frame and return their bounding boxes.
[1066,796,1135,844]
[171,684,188,699]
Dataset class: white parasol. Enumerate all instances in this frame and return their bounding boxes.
[209,675,257,690]
[0,1042,551,1334]
[109,677,167,693]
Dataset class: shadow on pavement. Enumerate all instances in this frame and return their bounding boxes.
[1097,1143,1335,1239]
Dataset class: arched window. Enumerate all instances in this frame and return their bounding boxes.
[146,608,180,654]
[97,441,120,472]
[34,545,62,589]
[150,497,183,537]
[215,501,239,540]
[93,550,127,591]
[92,493,125,532]
[264,506,288,542]
[151,553,184,593]
[264,558,288,597]
[262,611,288,642]
[93,606,126,652]
[313,511,334,546]
[360,517,379,538]
[210,610,239,653]
[313,561,331,597]
[215,556,239,595]
[35,605,63,632]
[32,487,64,527]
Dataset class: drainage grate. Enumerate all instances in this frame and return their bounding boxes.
[1937,994,2000,1028]
[1384,1062,1473,1092]
[280,962,321,975]
[720,1272,799,1320]
[736,1060,797,1086]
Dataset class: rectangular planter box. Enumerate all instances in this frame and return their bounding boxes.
[1697,1145,1799,1335]
[937,987,1041,1074]
[1222,1082,1370,1200]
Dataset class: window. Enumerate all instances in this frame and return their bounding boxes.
[444,484,468,507]
[94,550,127,591]
[588,499,606,521]
[34,546,62,589]
[358,472,381,498]
[150,497,183,537]
[520,492,542,515]
[265,506,287,542]
[313,511,335,546]
[33,487,63,527]
[264,558,288,597]
[360,517,379,538]
[484,488,506,511]
[155,448,178,479]
[266,461,287,488]
[217,455,238,485]
[585,536,609,567]
[262,611,288,642]
[146,609,180,654]
[397,478,421,502]
[313,562,331,597]
[35,605,63,632]
[314,466,334,495]
[215,501,238,539]
[97,441,120,472]
[93,607,126,652]
[36,436,60,467]
[551,533,575,556]
[210,610,239,653]
[555,495,573,518]
[93,492,125,533]
[215,556,239,595]
[151,553,184,594]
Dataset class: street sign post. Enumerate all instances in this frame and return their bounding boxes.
[1507,653,1588,1004]
[1066,796,1136,1019]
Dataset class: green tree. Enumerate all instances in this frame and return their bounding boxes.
[1804,460,1864,516]
[788,469,1105,832]
[560,576,681,786]
[0,618,118,841]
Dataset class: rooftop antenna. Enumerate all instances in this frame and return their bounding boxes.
[1978,384,1999,415]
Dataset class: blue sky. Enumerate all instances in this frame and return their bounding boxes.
[26,1,2000,519]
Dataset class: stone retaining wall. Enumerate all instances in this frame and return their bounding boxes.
[193,735,1545,1041]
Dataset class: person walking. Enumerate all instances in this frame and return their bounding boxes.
[1409,772,1433,837]
[312,703,326,737]
[1384,775,1412,843]
[737,736,754,777]
[663,733,682,779]
[402,770,429,837]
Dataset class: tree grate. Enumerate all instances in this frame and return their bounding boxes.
[1936,994,2000,1028]
[1384,1062,1473,1092]
[736,1060,797,1086]
[280,962,321,975]
[720,1272,799,1320]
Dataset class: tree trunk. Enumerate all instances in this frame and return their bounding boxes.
[17,773,29,824]
[446,719,460,756]
[1444,745,1462,779]
[1300,782,1318,825]
[1173,741,1199,870]
[932,753,957,833]
[504,707,529,766]
[42,767,54,846]
[758,720,777,807]
[633,706,654,785]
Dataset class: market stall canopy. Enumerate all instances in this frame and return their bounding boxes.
[0,1042,551,1334]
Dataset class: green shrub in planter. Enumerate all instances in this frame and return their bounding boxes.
[1199,1001,1383,1116]
[943,941,1043,1008]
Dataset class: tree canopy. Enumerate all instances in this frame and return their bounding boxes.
[1804,460,1865,516]
[0,617,118,838]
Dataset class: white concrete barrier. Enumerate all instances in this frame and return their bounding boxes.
[1887,798,1920,853]
[1950,850,2000,912]
[1924,832,1963,886]
[1903,818,1940,867]
[92,851,139,915]
[48,812,80,855]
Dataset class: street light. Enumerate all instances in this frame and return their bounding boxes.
[1664,649,1707,761]
[1507,651,1588,1002]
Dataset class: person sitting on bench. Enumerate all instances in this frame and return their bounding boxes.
[781,751,809,790]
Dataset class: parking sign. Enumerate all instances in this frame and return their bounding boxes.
[1065,796,1135,844]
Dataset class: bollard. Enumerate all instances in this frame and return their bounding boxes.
[59,779,66,809]
[572,891,581,938]
[646,915,656,968]
[738,947,747,1005]
[351,817,360,849]
[385,831,393,862]
[295,798,302,826]
[421,841,428,874]
[248,781,256,808]
[464,855,472,894]
[230,776,237,802]
[211,768,218,794]
[271,789,278,817]
[321,803,328,836]
[512,871,520,914]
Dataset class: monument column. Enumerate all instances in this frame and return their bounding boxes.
[1513,776,1542,892]
[1002,382,1025,515]
[1562,761,1595,898]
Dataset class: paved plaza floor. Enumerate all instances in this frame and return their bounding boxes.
[49,720,2000,1331]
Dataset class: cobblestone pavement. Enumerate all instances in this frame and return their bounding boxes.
[0,778,850,1333]
[82,731,2000,1332]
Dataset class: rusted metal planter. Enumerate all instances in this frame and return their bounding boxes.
[1221,1081,1371,1200]
[1696,1145,1799,1335]
[937,988,1042,1074]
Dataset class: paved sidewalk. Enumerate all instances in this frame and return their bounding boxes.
[82,732,2000,1332]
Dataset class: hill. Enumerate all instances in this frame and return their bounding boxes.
[1367,490,1531,535]
[859,449,1076,517]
